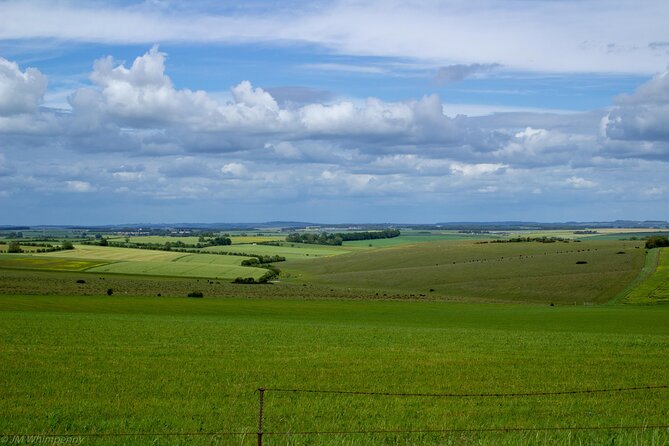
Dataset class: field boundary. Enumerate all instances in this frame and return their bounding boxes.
[609,248,661,304]
[2,385,667,443]
[252,384,669,444]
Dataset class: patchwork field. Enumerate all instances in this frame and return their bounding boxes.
[7,245,267,280]
[0,296,668,445]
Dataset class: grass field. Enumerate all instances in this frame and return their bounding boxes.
[203,242,355,260]
[625,248,669,304]
[0,254,109,271]
[0,296,668,445]
[38,244,186,262]
[85,260,266,280]
[284,240,645,304]
[9,246,266,280]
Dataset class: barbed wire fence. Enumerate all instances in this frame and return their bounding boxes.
[2,384,668,445]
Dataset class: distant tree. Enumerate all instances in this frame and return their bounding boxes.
[106,288,113,296]
[646,236,669,249]
[61,240,74,250]
[99,237,109,246]
[7,241,22,253]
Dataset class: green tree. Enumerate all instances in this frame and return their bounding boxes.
[7,241,22,253]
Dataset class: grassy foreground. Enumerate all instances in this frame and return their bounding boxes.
[1,295,668,445]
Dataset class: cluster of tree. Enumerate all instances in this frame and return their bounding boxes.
[90,236,231,250]
[232,269,279,284]
[490,237,569,244]
[286,229,400,246]
[645,236,669,249]
[241,255,286,266]
[4,241,73,253]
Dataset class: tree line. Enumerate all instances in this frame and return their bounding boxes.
[286,229,401,246]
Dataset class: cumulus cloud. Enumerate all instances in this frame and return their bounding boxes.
[221,162,248,177]
[0,46,668,223]
[434,63,501,85]
[0,57,47,115]
[603,67,669,146]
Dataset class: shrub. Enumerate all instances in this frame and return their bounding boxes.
[7,241,22,253]
[187,291,204,298]
[645,236,669,249]
[575,260,588,264]
[76,279,86,284]
[106,288,113,296]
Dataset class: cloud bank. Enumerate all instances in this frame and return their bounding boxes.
[0,47,668,223]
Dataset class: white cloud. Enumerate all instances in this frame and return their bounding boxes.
[65,180,95,192]
[0,56,47,115]
[450,162,506,177]
[565,176,597,189]
[221,162,248,177]
[1,1,667,74]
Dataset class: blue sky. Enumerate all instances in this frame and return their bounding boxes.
[0,0,668,224]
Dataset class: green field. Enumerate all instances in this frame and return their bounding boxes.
[1,232,668,444]
[38,245,186,262]
[625,248,669,304]
[203,242,354,260]
[284,240,645,304]
[9,246,267,280]
[0,254,109,271]
[85,260,266,280]
[0,296,668,445]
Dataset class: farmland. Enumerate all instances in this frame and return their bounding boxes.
[284,239,646,304]
[1,296,668,445]
[0,228,668,445]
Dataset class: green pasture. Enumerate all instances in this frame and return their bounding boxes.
[86,260,266,280]
[0,254,109,272]
[285,240,645,304]
[173,253,254,265]
[1,296,668,445]
[625,248,669,304]
[203,242,353,260]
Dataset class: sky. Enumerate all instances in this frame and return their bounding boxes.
[0,0,668,225]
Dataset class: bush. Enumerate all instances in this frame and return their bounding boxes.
[575,260,588,264]
[187,291,204,298]
[7,241,22,253]
[645,236,669,249]
[61,241,74,250]
[106,288,113,296]
[76,279,86,284]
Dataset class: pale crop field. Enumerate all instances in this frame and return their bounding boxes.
[173,253,255,265]
[86,260,266,280]
[203,243,354,260]
[37,245,185,262]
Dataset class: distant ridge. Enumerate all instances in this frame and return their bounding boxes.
[12,220,669,231]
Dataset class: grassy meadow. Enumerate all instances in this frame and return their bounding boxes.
[284,239,646,304]
[1,296,668,445]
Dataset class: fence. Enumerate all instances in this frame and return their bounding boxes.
[2,384,668,445]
